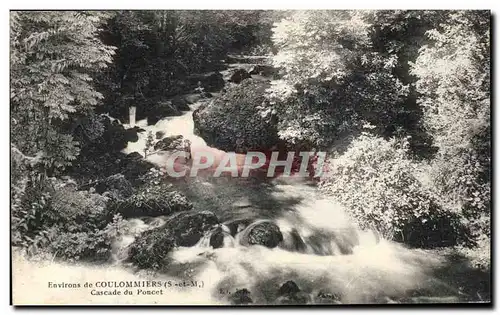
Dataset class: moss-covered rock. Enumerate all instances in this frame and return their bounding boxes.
[275,281,311,305]
[165,210,219,247]
[247,221,283,248]
[128,228,176,269]
[231,288,253,305]
[193,79,280,153]
[128,210,219,269]
[229,68,251,84]
[94,174,134,200]
[153,135,184,151]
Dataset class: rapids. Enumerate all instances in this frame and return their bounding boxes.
[108,97,465,304]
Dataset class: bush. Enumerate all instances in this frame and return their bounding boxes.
[47,214,128,262]
[114,184,193,218]
[320,132,467,247]
[11,175,127,261]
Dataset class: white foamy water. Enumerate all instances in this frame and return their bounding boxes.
[13,91,463,305]
[104,95,462,304]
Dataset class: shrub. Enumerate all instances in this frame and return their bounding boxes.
[319,132,467,246]
[11,175,127,261]
[47,214,128,262]
[113,184,193,218]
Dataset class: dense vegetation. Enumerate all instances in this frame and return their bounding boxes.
[11,10,490,273]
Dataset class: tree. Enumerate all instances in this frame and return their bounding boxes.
[411,11,490,236]
[266,10,409,149]
[10,11,115,174]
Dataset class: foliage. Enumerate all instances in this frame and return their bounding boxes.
[319,132,467,246]
[113,184,193,218]
[98,10,277,119]
[11,175,124,260]
[265,10,409,148]
[10,11,115,175]
[411,11,490,237]
[47,214,128,261]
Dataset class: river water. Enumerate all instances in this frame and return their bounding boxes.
[112,97,463,304]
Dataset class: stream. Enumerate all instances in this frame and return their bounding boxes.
[109,74,465,304]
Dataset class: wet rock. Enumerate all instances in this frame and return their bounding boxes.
[146,100,182,125]
[126,152,143,160]
[209,227,225,249]
[230,289,253,305]
[94,174,134,199]
[96,115,130,151]
[153,135,184,151]
[129,126,146,133]
[116,189,192,218]
[229,68,251,84]
[247,222,283,248]
[225,219,253,236]
[165,211,219,247]
[155,131,165,140]
[249,64,276,77]
[279,281,301,296]
[276,281,311,305]
[203,72,225,92]
[315,290,342,304]
[128,227,176,269]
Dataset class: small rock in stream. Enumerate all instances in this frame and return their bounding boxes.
[276,281,311,305]
[230,288,253,305]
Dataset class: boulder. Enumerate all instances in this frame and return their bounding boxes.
[230,289,253,305]
[249,64,276,77]
[130,126,146,133]
[165,211,219,247]
[314,290,342,304]
[94,174,134,199]
[153,135,184,151]
[156,131,166,140]
[209,227,225,249]
[126,152,143,160]
[247,222,283,248]
[116,189,193,218]
[203,72,225,92]
[128,228,176,270]
[124,128,139,143]
[193,79,280,153]
[275,281,311,305]
[229,69,251,84]
[146,100,182,125]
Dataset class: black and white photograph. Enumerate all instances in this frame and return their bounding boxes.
[9,8,491,306]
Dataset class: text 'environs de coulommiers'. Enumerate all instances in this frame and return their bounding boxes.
[47,280,204,289]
